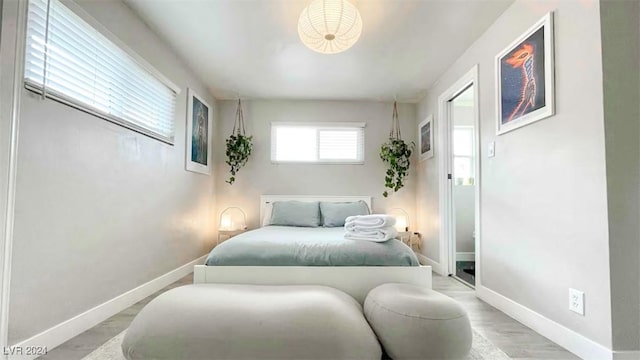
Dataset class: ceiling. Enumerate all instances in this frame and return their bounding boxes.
[124,0,513,102]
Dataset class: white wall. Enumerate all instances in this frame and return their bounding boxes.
[416,0,613,350]
[215,100,417,229]
[3,0,217,344]
[600,0,640,352]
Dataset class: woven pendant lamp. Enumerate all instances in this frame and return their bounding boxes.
[298,0,363,54]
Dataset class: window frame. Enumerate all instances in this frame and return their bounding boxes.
[23,0,181,145]
[270,122,366,165]
[452,125,475,185]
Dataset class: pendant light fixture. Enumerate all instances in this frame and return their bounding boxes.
[297,0,363,54]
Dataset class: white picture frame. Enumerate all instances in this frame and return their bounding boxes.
[495,12,554,135]
[419,115,434,161]
[186,88,213,175]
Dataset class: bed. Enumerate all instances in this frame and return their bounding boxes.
[205,226,419,266]
[194,195,432,303]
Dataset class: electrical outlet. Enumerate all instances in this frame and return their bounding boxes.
[569,288,585,315]
[488,142,495,157]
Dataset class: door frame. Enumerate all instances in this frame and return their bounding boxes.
[0,0,28,354]
[437,65,482,288]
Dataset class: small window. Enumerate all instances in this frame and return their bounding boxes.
[24,0,178,144]
[271,122,365,164]
[453,126,475,185]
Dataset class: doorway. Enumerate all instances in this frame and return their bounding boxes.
[437,66,481,289]
[449,86,477,286]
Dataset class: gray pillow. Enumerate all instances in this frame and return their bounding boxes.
[270,201,321,227]
[320,201,370,227]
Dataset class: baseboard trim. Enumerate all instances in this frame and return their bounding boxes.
[614,350,640,360]
[9,255,206,360]
[415,253,444,275]
[476,285,613,360]
[456,252,475,261]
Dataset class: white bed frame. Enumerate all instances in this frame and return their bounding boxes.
[194,195,432,303]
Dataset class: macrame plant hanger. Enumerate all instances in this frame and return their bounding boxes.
[389,101,402,140]
[226,98,252,185]
[232,99,246,136]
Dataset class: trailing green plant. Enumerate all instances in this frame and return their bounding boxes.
[380,138,414,197]
[226,133,253,184]
[380,101,414,197]
[225,99,253,184]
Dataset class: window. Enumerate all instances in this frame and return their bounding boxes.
[24,0,178,143]
[453,126,474,185]
[271,122,365,164]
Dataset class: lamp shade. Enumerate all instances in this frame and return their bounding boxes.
[298,0,363,54]
[219,207,247,231]
[389,208,409,232]
[395,216,408,232]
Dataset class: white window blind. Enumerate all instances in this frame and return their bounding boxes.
[24,0,178,143]
[271,122,365,164]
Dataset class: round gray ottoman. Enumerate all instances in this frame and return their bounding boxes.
[122,284,381,360]
[364,283,472,360]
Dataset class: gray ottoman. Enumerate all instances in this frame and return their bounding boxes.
[364,283,472,359]
[122,284,381,360]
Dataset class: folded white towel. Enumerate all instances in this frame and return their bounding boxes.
[345,214,396,231]
[344,227,398,242]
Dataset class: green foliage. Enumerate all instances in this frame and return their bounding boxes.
[225,134,253,184]
[380,138,414,197]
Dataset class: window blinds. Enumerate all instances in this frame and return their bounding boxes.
[24,0,177,143]
[271,122,365,164]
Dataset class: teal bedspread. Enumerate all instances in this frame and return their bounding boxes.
[205,226,419,266]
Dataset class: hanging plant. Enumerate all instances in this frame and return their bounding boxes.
[380,101,414,197]
[225,99,253,184]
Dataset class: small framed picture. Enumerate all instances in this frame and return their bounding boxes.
[419,115,434,161]
[186,88,213,175]
[496,12,554,135]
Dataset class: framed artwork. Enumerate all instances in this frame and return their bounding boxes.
[186,88,213,175]
[496,12,554,135]
[419,115,434,161]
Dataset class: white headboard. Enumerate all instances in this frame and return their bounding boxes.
[260,195,372,226]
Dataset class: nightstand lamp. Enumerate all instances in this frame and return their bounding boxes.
[389,208,421,249]
[218,207,247,244]
[389,208,409,232]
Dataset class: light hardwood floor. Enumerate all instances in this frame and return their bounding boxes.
[434,275,579,360]
[39,272,578,360]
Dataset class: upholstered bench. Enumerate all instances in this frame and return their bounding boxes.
[364,283,472,360]
[122,284,381,360]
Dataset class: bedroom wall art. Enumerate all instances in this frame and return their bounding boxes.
[186,88,213,174]
[496,12,555,135]
[418,115,434,161]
